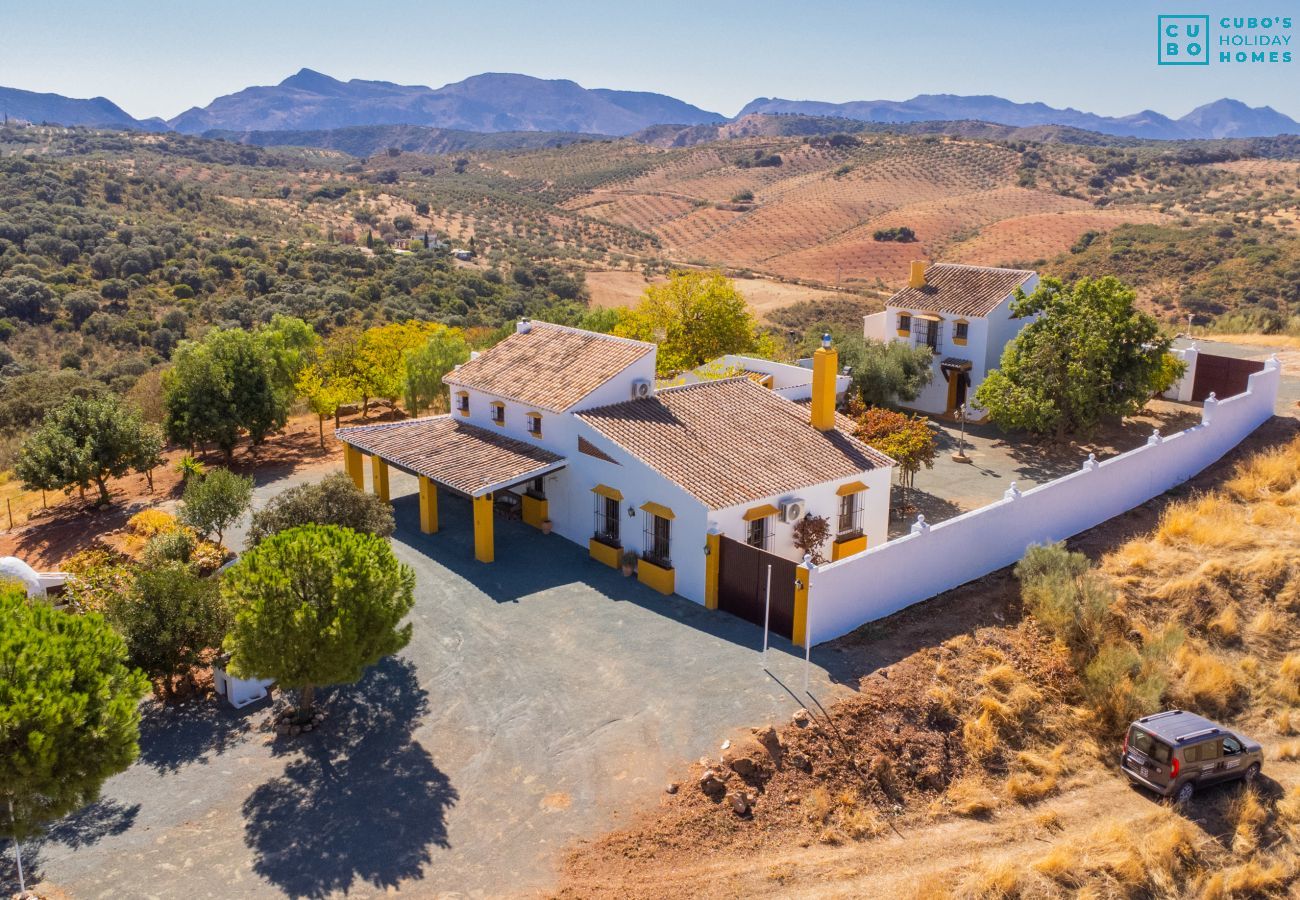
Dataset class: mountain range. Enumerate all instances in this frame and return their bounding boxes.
[3,69,1297,141]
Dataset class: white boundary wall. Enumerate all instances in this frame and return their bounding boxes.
[807,358,1282,645]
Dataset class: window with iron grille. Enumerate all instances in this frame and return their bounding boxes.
[897,313,912,333]
[491,403,505,424]
[456,392,469,412]
[642,514,671,567]
[592,494,620,545]
[527,413,542,435]
[837,492,863,537]
[911,316,941,354]
[954,321,969,341]
[746,515,774,551]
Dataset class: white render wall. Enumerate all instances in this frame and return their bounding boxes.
[710,462,893,563]
[1163,345,1199,403]
[805,358,1281,645]
[562,419,712,603]
[674,354,851,403]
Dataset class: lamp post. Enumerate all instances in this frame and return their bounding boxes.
[952,403,971,463]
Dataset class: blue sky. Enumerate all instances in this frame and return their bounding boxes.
[3,0,1296,121]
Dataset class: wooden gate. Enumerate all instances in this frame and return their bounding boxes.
[1192,353,1265,402]
[717,536,798,639]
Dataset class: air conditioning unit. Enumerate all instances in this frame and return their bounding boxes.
[631,379,652,400]
[779,498,806,523]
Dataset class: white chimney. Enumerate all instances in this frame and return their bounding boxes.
[517,318,532,334]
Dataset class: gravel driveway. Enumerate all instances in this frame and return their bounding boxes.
[13,467,848,898]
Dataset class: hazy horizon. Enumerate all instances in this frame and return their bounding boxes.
[2,0,1297,122]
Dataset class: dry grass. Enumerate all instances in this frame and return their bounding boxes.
[1208,605,1241,643]
[1274,654,1300,704]
[1229,788,1268,856]
[942,776,1000,818]
[954,861,1022,899]
[1003,746,1069,804]
[1170,644,1245,716]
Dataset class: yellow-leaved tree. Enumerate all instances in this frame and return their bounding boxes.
[612,270,775,375]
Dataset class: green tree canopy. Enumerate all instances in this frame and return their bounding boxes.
[1,588,149,843]
[178,467,254,545]
[164,327,288,458]
[799,328,934,408]
[975,277,1182,439]
[15,394,161,506]
[613,270,775,375]
[105,562,230,698]
[404,326,470,415]
[354,321,442,411]
[257,314,320,406]
[246,472,395,547]
[221,524,415,720]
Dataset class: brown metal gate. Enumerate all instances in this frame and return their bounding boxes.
[717,536,798,639]
[1192,353,1265,402]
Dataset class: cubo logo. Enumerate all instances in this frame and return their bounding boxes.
[1158,15,1211,64]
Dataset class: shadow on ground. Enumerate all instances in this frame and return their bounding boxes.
[242,657,456,899]
[135,694,263,773]
[387,488,865,686]
[1,799,140,893]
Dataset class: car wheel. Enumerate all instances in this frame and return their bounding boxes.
[1175,781,1195,805]
[1245,763,1261,784]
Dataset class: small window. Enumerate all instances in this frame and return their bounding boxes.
[456,392,469,414]
[1183,743,1202,763]
[898,313,912,333]
[491,402,505,425]
[593,494,620,545]
[643,513,671,567]
[1223,736,1242,756]
[954,321,969,341]
[1127,726,1172,764]
[746,516,772,550]
[837,492,863,537]
[527,413,542,435]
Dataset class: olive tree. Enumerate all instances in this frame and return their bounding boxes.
[178,467,253,545]
[247,472,394,546]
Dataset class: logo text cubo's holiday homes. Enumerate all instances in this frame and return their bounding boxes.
[1159,14,1293,66]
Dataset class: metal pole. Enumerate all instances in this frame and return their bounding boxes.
[9,798,24,894]
[802,564,813,696]
[761,564,772,668]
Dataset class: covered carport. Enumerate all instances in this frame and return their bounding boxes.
[336,416,566,563]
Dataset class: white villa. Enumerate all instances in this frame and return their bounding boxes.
[864,261,1040,416]
[336,320,894,637]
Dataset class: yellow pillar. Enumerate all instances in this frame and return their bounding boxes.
[370,455,390,502]
[344,444,365,490]
[418,476,438,534]
[810,343,838,432]
[704,531,720,610]
[473,493,494,563]
[791,561,812,646]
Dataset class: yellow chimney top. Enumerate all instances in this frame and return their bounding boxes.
[909,260,927,289]
[810,333,837,432]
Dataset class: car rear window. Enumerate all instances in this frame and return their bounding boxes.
[1128,726,1172,764]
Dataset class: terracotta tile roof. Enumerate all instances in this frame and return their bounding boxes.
[887,263,1035,318]
[444,322,654,412]
[337,416,564,496]
[576,378,894,510]
[578,436,620,465]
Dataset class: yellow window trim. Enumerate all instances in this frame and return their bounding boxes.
[640,501,675,521]
[591,484,623,501]
[914,312,942,322]
[743,503,779,522]
[490,400,505,407]
[526,411,541,418]
[836,481,868,496]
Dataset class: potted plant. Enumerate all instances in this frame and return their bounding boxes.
[619,550,638,577]
[541,518,553,535]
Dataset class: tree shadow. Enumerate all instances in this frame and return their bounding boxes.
[135,692,262,773]
[242,657,456,899]
[1,799,140,893]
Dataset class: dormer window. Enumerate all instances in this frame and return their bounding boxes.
[455,391,469,416]
[526,412,542,437]
[490,401,505,425]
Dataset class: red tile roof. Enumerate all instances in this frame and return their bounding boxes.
[444,322,654,412]
[337,416,564,496]
[577,378,894,509]
[888,263,1035,318]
